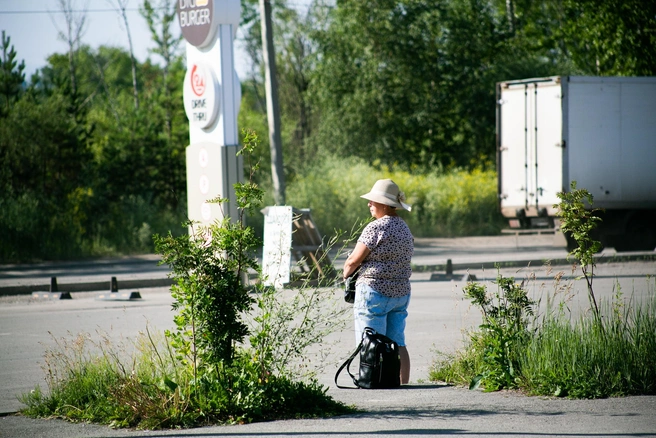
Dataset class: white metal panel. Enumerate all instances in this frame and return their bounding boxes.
[619,82,656,202]
[499,82,530,213]
[533,81,563,212]
[567,81,622,202]
[499,78,563,216]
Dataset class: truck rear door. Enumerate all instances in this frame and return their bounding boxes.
[498,77,564,224]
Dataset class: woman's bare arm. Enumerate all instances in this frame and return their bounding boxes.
[343,242,370,279]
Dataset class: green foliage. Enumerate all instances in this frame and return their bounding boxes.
[0,90,93,260]
[552,0,656,76]
[430,272,656,399]
[0,31,25,115]
[6,0,654,262]
[20,328,353,429]
[462,274,535,391]
[20,131,354,428]
[307,0,570,170]
[520,281,656,398]
[555,181,602,266]
[286,155,504,238]
[154,130,263,381]
[555,181,602,320]
[0,38,188,262]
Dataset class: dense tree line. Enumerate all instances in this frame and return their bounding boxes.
[1,0,654,262]
[0,2,187,261]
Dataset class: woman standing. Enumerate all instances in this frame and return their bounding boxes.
[342,179,414,384]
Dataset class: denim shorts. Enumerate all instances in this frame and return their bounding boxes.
[353,282,410,347]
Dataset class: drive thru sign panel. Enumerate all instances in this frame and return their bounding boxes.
[178,0,242,229]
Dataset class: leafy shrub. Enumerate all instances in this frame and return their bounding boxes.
[430,272,656,398]
[464,274,535,391]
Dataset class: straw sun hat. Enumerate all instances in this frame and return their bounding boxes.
[360,179,412,211]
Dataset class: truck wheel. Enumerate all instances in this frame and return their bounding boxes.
[614,215,656,252]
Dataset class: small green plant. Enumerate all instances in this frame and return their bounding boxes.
[555,181,603,320]
[463,273,535,391]
[153,129,263,389]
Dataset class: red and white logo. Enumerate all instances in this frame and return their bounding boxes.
[190,64,205,96]
[183,61,219,128]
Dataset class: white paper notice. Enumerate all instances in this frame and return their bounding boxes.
[262,206,292,289]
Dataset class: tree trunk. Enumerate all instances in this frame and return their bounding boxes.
[112,0,140,110]
[260,0,286,205]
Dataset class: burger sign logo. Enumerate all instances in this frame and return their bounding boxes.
[183,62,220,129]
[177,0,216,48]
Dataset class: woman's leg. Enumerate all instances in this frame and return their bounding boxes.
[353,284,387,344]
[386,293,411,383]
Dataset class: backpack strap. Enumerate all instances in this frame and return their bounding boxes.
[335,338,364,389]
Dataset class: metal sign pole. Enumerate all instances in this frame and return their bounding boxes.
[178,0,242,231]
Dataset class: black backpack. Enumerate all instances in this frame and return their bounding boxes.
[335,327,401,389]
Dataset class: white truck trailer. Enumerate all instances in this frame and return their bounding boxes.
[496,76,656,252]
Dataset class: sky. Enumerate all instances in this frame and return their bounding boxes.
[0,0,253,80]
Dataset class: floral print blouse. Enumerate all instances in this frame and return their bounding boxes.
[357,215,413,297]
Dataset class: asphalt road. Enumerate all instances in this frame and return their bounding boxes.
[1,234,655,437]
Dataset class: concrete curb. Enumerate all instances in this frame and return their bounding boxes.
[1,253,653,296]
[0,278,173,296]
[412,253,656,273]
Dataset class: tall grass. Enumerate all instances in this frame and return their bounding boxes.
[286,155,504,238]
[21,328,353,429]
[20,329,193,429]
[520,281,656,398]
[1,154,502,262]
[430,275,656,399]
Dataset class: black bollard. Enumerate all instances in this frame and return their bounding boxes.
[110,276,119,293]
[49,277,58,292]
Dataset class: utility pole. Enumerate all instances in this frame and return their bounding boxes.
[259,0,286,205]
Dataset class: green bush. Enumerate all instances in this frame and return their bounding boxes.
[430,274,535,391]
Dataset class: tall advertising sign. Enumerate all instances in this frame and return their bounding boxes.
[178,0,242,232]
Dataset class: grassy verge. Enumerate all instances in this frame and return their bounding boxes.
[520,285,656,398]
[284,155,505,239]
[20,329,354,429]
[429,274,656,398]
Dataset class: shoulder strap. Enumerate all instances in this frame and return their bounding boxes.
[335,339,363,389]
